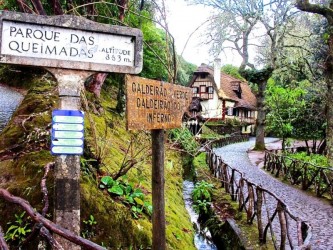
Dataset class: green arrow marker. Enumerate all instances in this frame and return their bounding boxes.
[52,146,83,154]
[52,123,84,131]
[54,131,83,138]
[53,115,84,124]
[52,139,83,146]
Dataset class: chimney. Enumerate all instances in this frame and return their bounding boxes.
[214,58,221,89]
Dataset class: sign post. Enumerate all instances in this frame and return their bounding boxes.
[151,129,166,250]
[0,11,143,249]
[48,69,90,249]
[126,75,192,249]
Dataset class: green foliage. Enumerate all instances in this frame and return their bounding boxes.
[168,127,199,155]
[193,200,211,214]
[200,125,224,140]
[239,67,273,84]
[80,158,98,176]
[221,64,245,81]
[283,152,329,191]
[176,56,197,85]
[192,181,214,202]
[192,152,207,170]
[192,180,214,214]
[265,79,306,148]
[285,152,328,167]
[4,212,31,244]
[291,82,326,141]
[82,215,98,239]
[140,22,169,81]
[99,176,152,219]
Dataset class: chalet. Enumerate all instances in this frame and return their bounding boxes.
[188,59,257,134]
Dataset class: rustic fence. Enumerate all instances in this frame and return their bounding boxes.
[207,149,312,249]
[210,134,249,149]
[264,149,333,202]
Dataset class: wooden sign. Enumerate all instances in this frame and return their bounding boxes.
[0,11,143,74]
[126,75,192,130]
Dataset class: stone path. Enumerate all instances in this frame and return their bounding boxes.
[214,138,333,250]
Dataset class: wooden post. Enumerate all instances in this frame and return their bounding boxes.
[151,129,166,250]
[48,69,93,250]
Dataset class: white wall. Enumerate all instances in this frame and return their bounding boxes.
[201,90,223,119]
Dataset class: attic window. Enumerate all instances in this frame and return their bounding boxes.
[199,73,207,79]
[231,81,242,98]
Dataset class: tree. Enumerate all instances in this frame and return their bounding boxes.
[187,0,262,68]
[265,79,306,150]
[295,1,333,164]
[188,0,309,150]
[176,56,197,86]
[292,87,326,153]
[221,64,245,80]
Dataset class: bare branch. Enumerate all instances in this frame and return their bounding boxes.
[0,189,104,250]
[295,0,333,17]
[16,0,33,13]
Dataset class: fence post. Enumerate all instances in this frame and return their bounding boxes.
[256,188,264,243]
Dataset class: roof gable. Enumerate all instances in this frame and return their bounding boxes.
[189,63,257,110]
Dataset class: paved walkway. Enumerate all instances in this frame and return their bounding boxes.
[214,138,333,250]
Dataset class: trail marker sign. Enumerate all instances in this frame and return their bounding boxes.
[0,11,143,73]
[51,109,84,155]
[126,75,192,130]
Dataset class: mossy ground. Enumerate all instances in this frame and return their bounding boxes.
[193,152,274,250]
[0,67,195,249]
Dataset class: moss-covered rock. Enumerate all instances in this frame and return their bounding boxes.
[0,69,195,249]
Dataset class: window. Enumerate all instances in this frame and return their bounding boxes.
[208,86,214,94]
[227,107,233,116]
[192,87,198,94]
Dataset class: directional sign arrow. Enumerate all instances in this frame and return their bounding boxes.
[51,146,83,155]
[53,115,84,124]
[52,123,84,131]
[52,139,83,146]
[54,131,83,139]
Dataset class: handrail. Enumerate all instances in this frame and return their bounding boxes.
[206,145,312,249]
[210,134,249,149]
[264,150,333,201]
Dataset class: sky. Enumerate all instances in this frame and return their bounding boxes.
[165,0,243,67]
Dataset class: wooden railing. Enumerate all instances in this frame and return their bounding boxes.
[206,150,312,249]
[264,150,333,201]
[210,134,249,148]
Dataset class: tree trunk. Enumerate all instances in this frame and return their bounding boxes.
[255,80,267,150]
[326,61,333,165]
[86,73,108,98]
[295,0,333,167]
[325,19,333,166]
[116,76,126,114]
